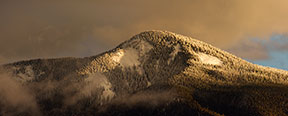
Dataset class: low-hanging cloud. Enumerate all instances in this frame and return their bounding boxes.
[0,65,177,115]
[0,71,41,116]
[1,0,288,64]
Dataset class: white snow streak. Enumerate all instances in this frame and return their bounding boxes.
[197,53,222,65]
[168,44,181,64]
[112,48,140,67]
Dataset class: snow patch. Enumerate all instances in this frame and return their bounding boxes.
[138,40,153,54]
[168,44,181,64]
[120,48,140,67]
[197,53,222,65]
[111,40,153,75]
[112,48,140,67]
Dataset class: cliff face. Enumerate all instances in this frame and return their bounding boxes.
[1,30,288,116]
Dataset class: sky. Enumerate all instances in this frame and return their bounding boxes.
[0,0,288,70]
[247,35,288,70]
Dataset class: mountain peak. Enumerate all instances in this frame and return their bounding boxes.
[1,30,288,116]
[116,30,235,66]
[4,30,288,85]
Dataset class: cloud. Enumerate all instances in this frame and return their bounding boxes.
[252,51,288,71]
[263,34,288,51]
[228,34,288,60]
[0,70,41,115]
[226,39,269,60]
[228,34,288,70]
[251,35,288,70]
[1,0,288,63]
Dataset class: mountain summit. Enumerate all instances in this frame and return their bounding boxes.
[1,30,288,116]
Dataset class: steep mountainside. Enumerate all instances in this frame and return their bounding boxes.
[1,30,288,116]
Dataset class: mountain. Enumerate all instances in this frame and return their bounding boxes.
[0,30,288,116]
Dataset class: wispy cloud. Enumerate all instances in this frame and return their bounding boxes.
[0,71,41,115]
[229,34,288,70]
[227,40,269,60]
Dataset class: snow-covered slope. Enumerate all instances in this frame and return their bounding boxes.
[1,30,288,116]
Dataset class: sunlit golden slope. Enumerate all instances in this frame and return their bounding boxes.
[1,30,288,116]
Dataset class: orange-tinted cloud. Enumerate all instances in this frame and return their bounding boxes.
[226,40,269,60]
[1,0,288,63]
